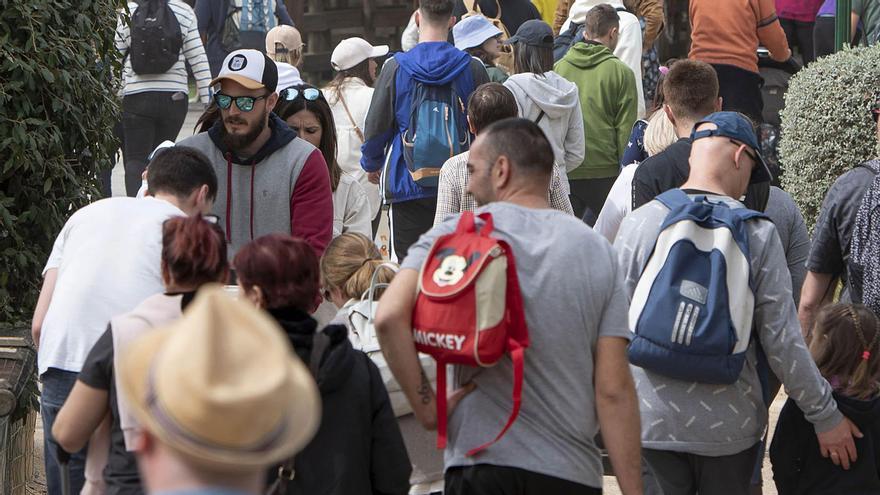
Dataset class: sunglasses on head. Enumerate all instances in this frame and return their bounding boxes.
[214,92,269,112]
[280,87,322,102]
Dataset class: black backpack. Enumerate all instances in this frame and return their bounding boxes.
[129,0,183,75]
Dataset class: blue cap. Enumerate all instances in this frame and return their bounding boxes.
[691,112,773,184]
[505,19,554,48]
[454,15,503,51]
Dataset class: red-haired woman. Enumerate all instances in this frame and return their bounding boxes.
[52,215,228,495]
[233,233,411,495]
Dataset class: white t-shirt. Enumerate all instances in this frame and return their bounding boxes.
[594,163,639,242]
[38,197,185,375]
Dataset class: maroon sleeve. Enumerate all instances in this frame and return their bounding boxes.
[291,149,333,257]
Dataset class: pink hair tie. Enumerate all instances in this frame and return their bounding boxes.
[864,350,871,361]
[659,66,669,75]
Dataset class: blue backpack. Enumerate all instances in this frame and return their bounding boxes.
[401,82,470,188]
[627,189,768,384]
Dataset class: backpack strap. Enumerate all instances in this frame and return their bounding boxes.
[462,0,480,15]
[436,360,449,449]
[654,188,691,211]
[534,110,546,126]
[464,238,528,457]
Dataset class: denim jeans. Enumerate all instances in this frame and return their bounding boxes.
[121,91,188,196]
[41,368,88,495]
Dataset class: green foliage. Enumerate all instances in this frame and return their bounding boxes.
[0,0,122,327]
[780,44,880,231]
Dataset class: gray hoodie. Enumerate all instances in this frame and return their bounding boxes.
[504,71,585,191]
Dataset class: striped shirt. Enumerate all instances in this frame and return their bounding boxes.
[434,151,575,226]
[115,0,211,102]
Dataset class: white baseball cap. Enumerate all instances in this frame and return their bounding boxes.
[210,49,278,92]
[331,37,389,71]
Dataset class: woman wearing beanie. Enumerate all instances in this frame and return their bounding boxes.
[323,37,390,234]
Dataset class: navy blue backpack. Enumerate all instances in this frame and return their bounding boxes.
[628,189,768,384]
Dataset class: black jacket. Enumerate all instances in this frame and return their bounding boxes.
[266,308,412,495]
[770,392,880,495]
[631,138,771,212]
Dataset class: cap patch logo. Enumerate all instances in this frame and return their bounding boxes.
[229,54,248,71]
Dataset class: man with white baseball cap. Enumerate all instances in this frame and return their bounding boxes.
[176,49,333,259]
[119,286,321,495]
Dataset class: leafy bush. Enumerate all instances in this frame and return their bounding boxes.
[780,44,880,231]
[0,0,122,327]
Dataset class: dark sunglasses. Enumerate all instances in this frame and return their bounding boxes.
[214,92,268,112]
[280,87,322,102]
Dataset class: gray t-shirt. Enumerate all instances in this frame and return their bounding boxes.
[765,186,810,306]
[401,202,632,488]
[615,194,841,457]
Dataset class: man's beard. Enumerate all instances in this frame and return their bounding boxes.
[220,110,268,153]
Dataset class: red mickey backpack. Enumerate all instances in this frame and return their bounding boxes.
[412,211,530,456]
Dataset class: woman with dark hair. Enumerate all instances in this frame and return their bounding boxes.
[51,215,229,494]
[275,84,372,238]
[233,234,411,495]
[504,19,584,196]
[323,37,389,230]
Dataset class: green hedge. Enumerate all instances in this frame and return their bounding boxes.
[0,0,122,327]
[780,44,880,231]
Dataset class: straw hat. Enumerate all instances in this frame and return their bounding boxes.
[118,285,320,470]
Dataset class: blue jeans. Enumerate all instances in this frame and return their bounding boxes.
[41,368,87,495]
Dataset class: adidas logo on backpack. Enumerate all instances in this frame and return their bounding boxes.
[627,189,768,384]
[412,211,529,456]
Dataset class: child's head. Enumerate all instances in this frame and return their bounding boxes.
[811,303,880,399]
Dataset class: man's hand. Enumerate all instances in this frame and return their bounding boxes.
[368,171,381,184]
[447,382,475,416]
[817,416,863,470]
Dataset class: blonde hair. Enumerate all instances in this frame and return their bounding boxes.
[320,233,395,300]
[644,110,677,157]
[271,49,302,67]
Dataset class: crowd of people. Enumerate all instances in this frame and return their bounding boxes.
[28,0,880,494]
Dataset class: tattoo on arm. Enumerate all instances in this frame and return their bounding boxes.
[418,369,432,405]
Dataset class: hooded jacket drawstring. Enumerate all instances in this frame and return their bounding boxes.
[250,160,256,241]
[225,152,233,243]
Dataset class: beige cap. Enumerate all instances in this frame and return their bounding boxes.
[118,285,321,470]
[266,26,304,55]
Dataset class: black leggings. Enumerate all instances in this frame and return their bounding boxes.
[121,91,188,196]
[780,17,816,66]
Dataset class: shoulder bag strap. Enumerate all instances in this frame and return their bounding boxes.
[264,331,330,495]
[337,90,366,143]
[462,0,480,15]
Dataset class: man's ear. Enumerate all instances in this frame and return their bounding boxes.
[467,115,477,135]
[266,91,279,112]
[663,104,676,127]
[494,155,512,187]
[714,97,723,112]
[415,10,422,28]
[448,15,457,29]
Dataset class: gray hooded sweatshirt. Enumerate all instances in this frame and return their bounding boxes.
[504,71,585,192]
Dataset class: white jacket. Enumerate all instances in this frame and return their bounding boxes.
[505,71,585,194]
[324,77,381,218]
[564,0,645,117]
[333,173,372,238]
